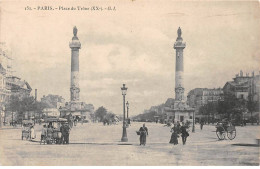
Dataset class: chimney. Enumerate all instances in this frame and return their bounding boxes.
[240,70,243,77]
[35,89,37,101]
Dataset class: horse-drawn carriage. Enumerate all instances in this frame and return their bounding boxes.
[40,117,67,144]
[216,120,236,140]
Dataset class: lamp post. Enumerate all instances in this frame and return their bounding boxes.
[0,106,3,128]
[192,108,195,133]
[126,101,129,119]
[121,84,128,142]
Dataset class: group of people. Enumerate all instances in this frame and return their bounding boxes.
[41,122,70,144]
[169,121,190,145]
[138,122,190,146]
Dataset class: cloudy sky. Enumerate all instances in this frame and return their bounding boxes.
[1,0,260,116]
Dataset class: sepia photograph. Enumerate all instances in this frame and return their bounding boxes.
[0,0,259,166]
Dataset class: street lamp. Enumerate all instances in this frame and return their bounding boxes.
[126,101,129,119]
[192,108,195,133]
[121,84,128,142]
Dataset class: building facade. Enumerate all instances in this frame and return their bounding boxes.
[5,76,32,99]
[0,42,33,125]
[223,70,252,100]
[248,73,260,109]
[187,88,223,113]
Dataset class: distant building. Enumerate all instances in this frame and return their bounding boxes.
[187,88,223,113]
[41,94,66,109]
[0,43,33,124]
[222,70,260,121]
[223,70,259,104]
[0,42,12,108]
[41,94,66,117]
[248,72,260,112]
[5,76,32,99]
[223,70,252,100]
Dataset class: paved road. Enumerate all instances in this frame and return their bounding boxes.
[0,122,259,165]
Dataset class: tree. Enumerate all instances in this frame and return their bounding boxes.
[95,106,107,122]
[6,95,46,124]
[247,94,258,124]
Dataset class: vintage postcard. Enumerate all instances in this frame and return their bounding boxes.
[0,0,259,166]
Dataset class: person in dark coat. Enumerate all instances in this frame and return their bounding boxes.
[61,123,70,144]
[180,122,189,145]
[169,123,179,145]
[139,123,148,146]
[200,120,204,130]
[176,121,181,134]
[60,123,65,144]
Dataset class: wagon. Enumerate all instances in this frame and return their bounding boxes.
[216,121,236,140]
[21,120,33,140]
[22,130,30,140]
[40,117,67,144]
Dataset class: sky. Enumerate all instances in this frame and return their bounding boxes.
[0,0,260,116]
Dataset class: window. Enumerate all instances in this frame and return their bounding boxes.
[190,116,192,119]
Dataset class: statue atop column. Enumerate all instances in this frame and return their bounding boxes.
[176,27,183,41]
[73,26,78,37]
[178,27,182,38]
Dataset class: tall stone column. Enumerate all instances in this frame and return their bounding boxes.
[174,27,186,101]
[69,26,81,102]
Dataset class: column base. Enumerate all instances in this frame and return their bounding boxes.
[121,137,128,142]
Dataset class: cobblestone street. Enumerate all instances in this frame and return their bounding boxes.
[0,122,259,165]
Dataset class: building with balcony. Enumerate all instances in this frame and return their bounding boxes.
[187,88,223,112]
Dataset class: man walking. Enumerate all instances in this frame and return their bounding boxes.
[41,125,47,144]
[63,123,70,144]
[60,123,65,144]
[200,120,204,130]
[139,123,148,146]
[180,122,189,145]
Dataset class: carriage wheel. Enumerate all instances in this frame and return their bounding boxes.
[227,126,236,140]
[216,126,226,140]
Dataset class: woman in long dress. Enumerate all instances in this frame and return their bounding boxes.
[169,124,179,145]
[30,125,36,140]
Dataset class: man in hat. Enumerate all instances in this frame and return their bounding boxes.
[60,123,65,144]
[62,122,70,144]
[139,123,148,146]
[41,125,47,144]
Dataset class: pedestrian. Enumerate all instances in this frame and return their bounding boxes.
[200,120,204,130]
[180,122,189,145]
[63,123,70,144]
[176,121,181,134]
[139,123,148,146]
[30,125,36,140]
[169,123,179,145]
[41,125,47,144]
[60,123,65,144]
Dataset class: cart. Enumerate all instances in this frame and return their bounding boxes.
[21,120,33,140]
[41,117,67,145]
[216,121,236,140]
